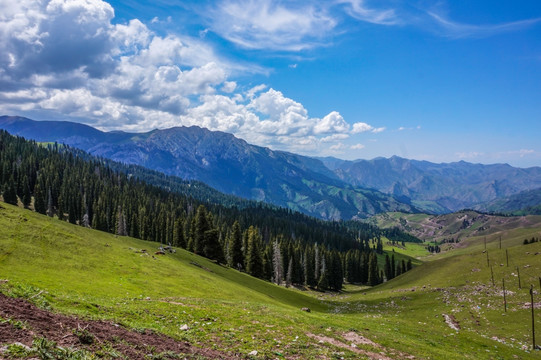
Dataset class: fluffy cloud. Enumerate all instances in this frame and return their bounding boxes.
[208,0,336,51]
[0,0,384,156]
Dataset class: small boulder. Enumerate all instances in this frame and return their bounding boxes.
[248,350,258,356]
[301,307,311,312]
[180,324,190,331]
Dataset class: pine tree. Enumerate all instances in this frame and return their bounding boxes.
[3,177,17,205]
[21,175,31,208]
[194,205,210,254]
[391,254,396,279]
[203,228,225,263]
[317,256,328,291]
[328,251,343,291]
[384,254,392,281]
[173,218,186,248]
[304,248,315,287]
[272,240,283,285]
[228,221,244,270]
[245,226,263,278]
[368,252,379,286]
[360,252,369,284]
[33,181,46,214]
[314,244,320,281]
[286,258,293,287]
[116,205,127,236]
[407,259,413,271]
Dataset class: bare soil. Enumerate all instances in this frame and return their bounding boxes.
[0,293,238,359]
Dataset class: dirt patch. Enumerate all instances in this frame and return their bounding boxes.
[342,331,378,347]
[521,302,541,309]
[442,313,460,331]
[306,332,394,360]
[0,293,236,359]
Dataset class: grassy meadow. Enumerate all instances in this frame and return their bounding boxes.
[1,202,540,359]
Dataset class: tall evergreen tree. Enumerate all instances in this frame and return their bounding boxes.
[245,226,263,278]
[384,254,392,281]
[272,240,283,285]
[228,221,244,270]
[3,177,17,205]
[193,205,210,254]
[368,252,379,286]
[203,228,225,263]
[317,256,328,291]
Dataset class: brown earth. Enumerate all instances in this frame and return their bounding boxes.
[0,293,238,359]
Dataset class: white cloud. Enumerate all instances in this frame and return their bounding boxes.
[352,121,384,134]
[329,143,346,151]
[207,0,336,51]
[428,11,541,39]
[321,134,350,143]
[0,0,387,157]
[338,0,398,25]
[351,122,373,133]
[313,111,349,134]
[507,149,535,158]
[350,143,365,150]
[221,81,237,93]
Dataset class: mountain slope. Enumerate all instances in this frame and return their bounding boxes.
[0,116,416,219]
[2,202,540,359]
[367,210,541,247]
[474,187,541,215]
[320,155,541,213]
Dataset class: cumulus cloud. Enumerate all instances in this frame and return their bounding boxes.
[350,143,365,150]
[0,0,384,156]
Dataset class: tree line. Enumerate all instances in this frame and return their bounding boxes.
[0,131,414,290]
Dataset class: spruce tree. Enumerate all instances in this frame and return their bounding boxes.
[228,221,244,269]
[173,218,186,248]
[391,253,396,280]
[194,205,210,254]
[3,177,17,205]
[304,248,315,287]
[317,256,328,291]
[272,240,283,285]
[286,258,293,287]
[204,228,225,263]
[368,252,379,286]
[384,254,392,281]
[245,226,263,278]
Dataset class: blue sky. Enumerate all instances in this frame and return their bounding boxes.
[1,0,540,166]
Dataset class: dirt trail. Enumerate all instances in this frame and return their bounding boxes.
[0,293,236,359]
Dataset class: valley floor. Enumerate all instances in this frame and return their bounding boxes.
[1,202,541,359]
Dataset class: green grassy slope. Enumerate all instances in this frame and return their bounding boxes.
[1,202,540,359]
[369,211,541,248]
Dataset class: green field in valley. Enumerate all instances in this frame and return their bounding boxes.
[1,202,540,359]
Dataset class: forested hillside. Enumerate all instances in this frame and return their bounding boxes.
[0,116,418,220]
[0,131,414,290]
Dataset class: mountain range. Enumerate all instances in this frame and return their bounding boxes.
[2,115,541,219]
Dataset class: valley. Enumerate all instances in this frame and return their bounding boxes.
[1,202,540,359]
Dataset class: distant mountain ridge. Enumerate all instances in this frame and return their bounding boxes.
[2,115,540,218]
[0,116,416,220]
[319,155,541,213]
